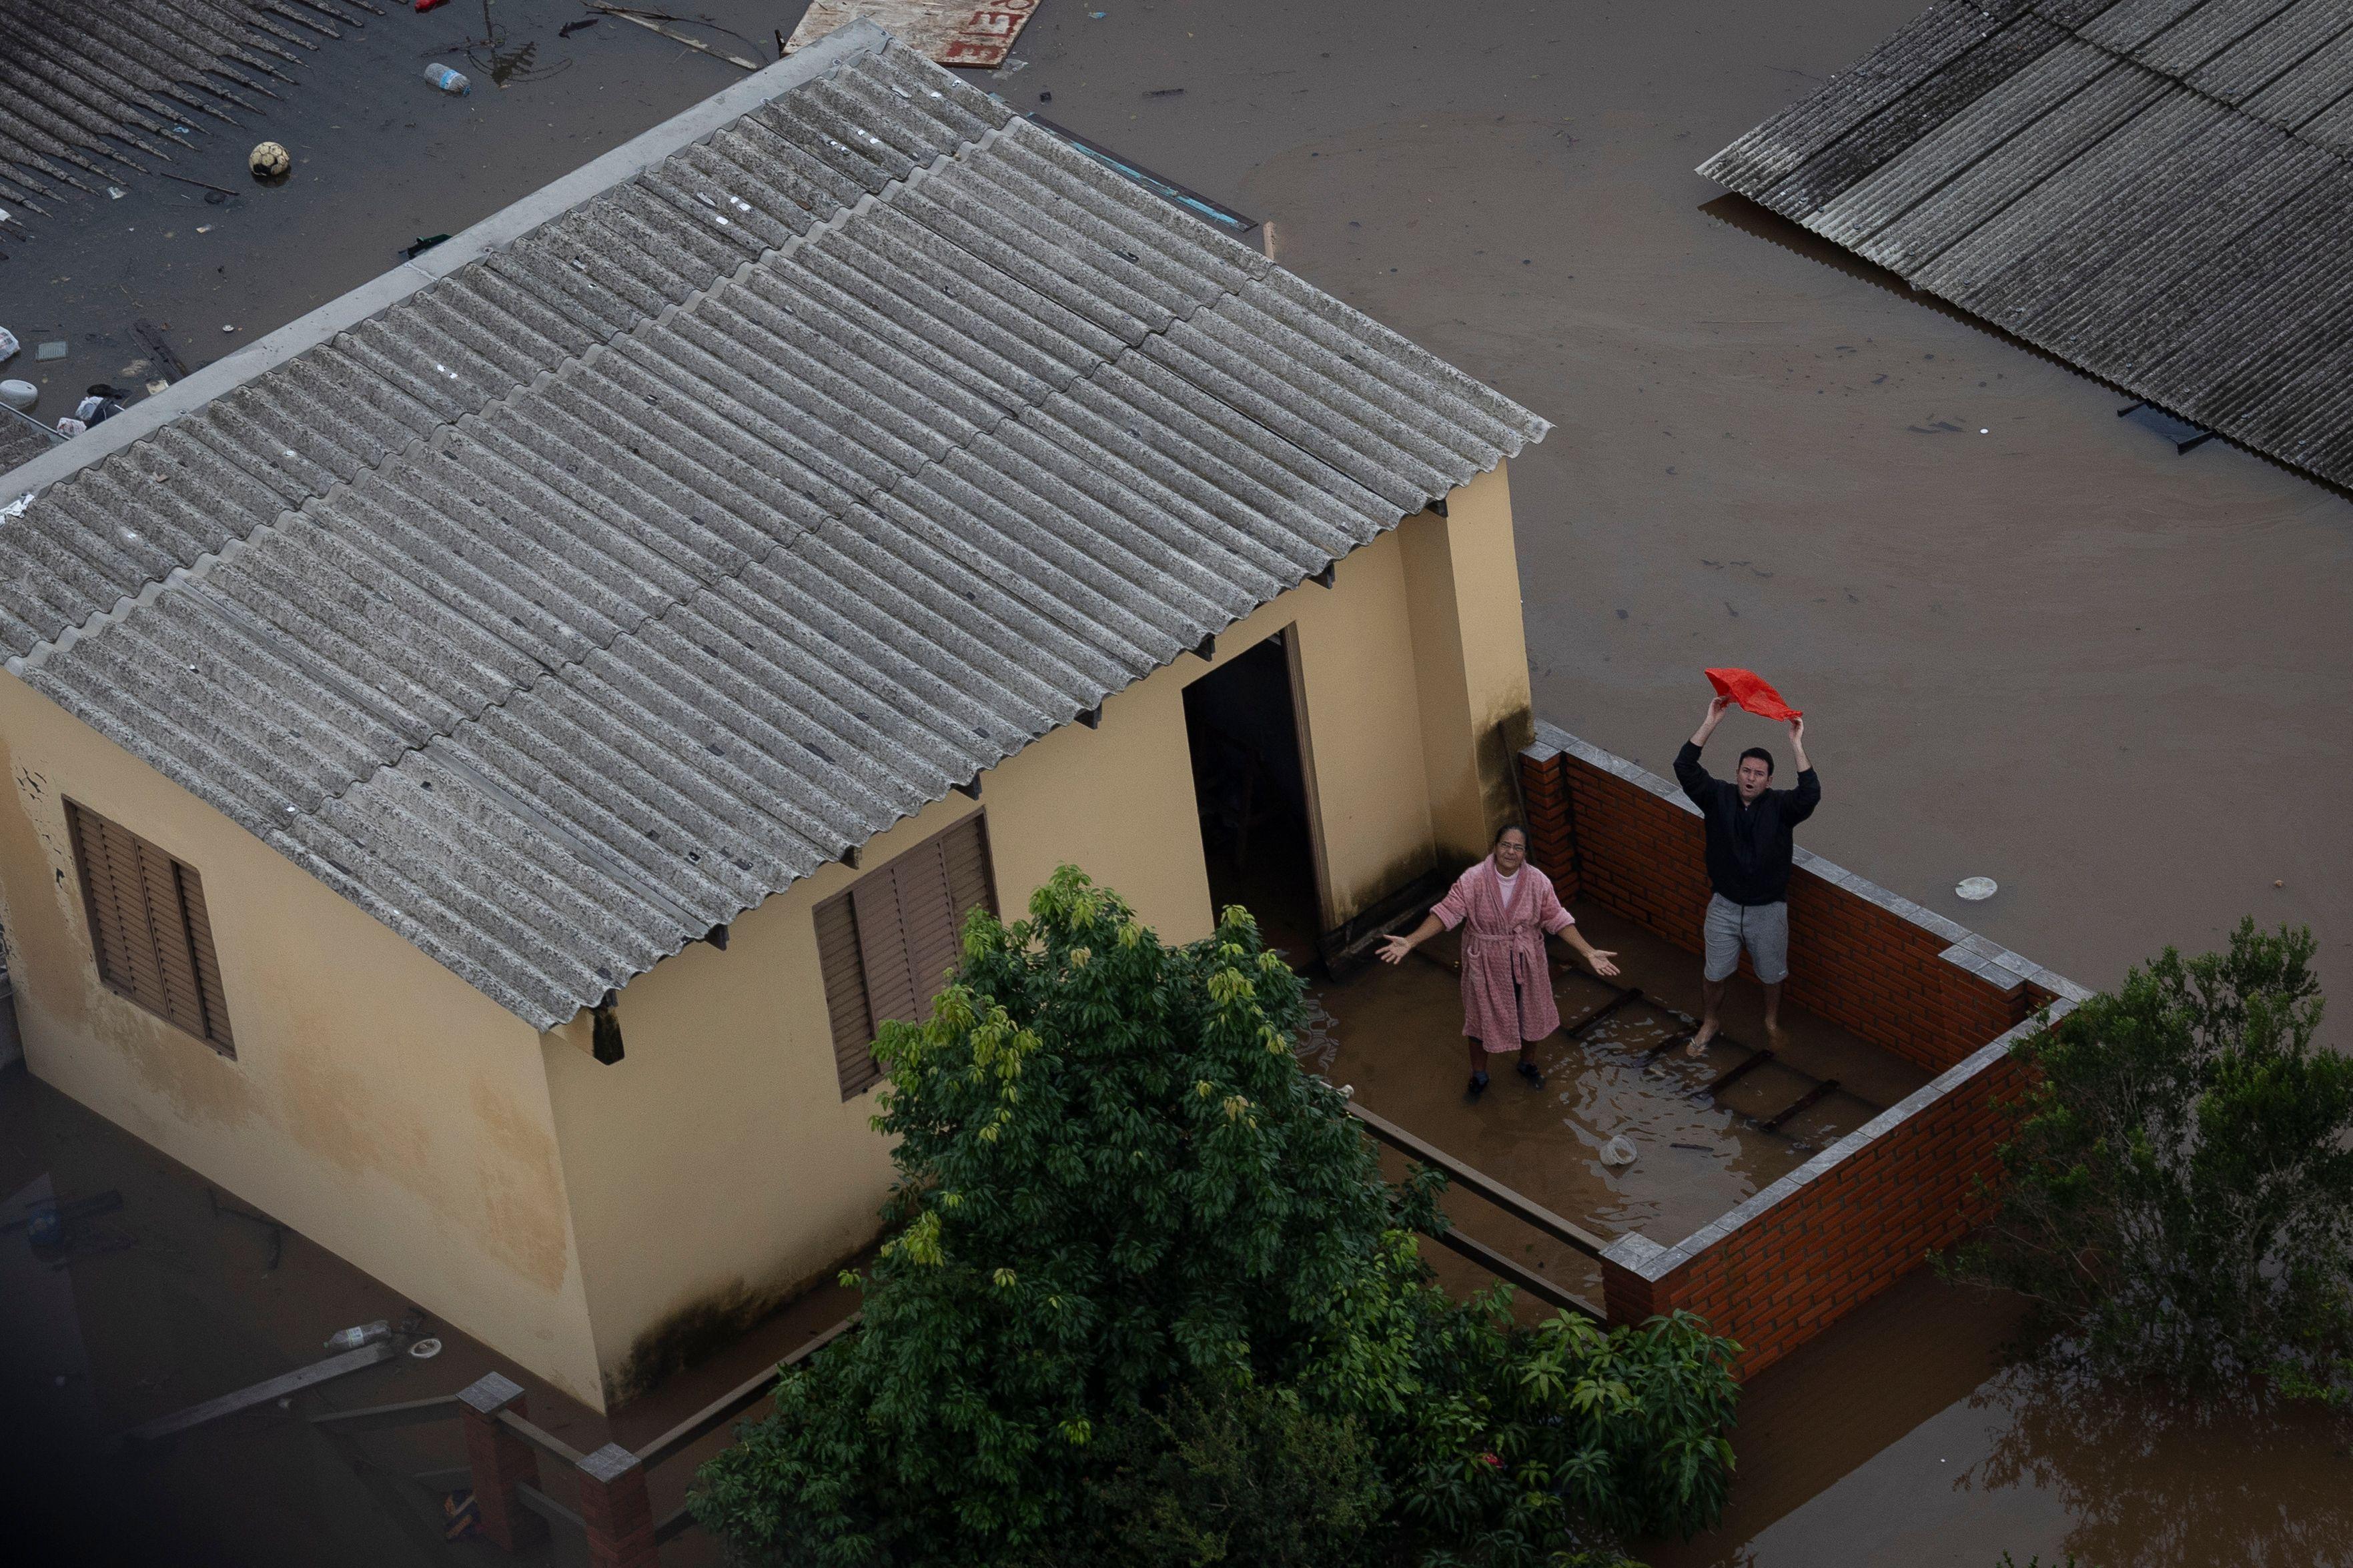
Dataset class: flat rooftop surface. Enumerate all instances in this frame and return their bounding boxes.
[1299,899,1932,1311]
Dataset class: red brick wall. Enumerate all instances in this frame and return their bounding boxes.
[1517,748,2039,1074]
[1604,1050,2029,1379]
[1518,735,2067,1378]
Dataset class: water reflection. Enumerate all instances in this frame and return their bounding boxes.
[1963,1355,2353,1568]
[448,0,574,87]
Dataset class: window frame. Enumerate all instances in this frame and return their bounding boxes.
[813,811,995,1100]
[65,799,236,1056]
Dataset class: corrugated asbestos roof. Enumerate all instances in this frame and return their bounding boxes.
[0,24,1547,1030]
[1703,0,2353,489]
[0,0,375,254]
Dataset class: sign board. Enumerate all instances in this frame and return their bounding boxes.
[787,0,1039,69]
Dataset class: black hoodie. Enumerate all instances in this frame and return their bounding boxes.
[1673,742,1820,906]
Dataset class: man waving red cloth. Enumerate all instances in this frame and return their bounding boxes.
[1705,667,1803,723]
[1675,692,1819,1056]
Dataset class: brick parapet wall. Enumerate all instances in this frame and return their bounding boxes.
[1597,1016,2067,1377]
[1519,722,2083,1074]
[1519,720,2088,1379]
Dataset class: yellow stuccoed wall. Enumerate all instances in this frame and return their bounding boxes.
[0,682,607,1406]
[545,470,1535,1406]
[0,465,1532,1411]
[1400,464,1538,864]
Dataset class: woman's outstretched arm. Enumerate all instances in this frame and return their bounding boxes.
[1378,912,1446,965]
[1554,925,1619,978]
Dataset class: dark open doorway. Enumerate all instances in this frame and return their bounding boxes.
[1182,631,1323,967]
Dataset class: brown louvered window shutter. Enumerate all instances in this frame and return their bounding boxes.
[815,813,995,1100]
[66,802,236,1056]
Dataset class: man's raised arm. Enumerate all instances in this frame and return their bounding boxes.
[1785,714,1820,822]
[1675,695,1733,805]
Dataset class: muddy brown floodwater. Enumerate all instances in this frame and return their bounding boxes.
[6,0,2352,1563]
[1307,918,2353,1567]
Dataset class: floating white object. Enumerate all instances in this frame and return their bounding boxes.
[1957,876,1998,902]
[324,1319,391,1352]
[1600,1134,1637,1167]
[408,1337,443,1360]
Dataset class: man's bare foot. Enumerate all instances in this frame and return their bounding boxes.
[1685,1021,1718,1058]
[1765,1018,1789,1046]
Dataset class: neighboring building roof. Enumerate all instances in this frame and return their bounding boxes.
[0,23,1546,1030]
[1702,0,2353,489]
[0,0,361,241]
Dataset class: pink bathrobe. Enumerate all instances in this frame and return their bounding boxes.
[1431,858,1576,1048]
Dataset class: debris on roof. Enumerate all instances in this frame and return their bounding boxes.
[1702,0,2353,490]
[785,1,1041,70]
[0,24,1546,1030]
[0,0,376,247]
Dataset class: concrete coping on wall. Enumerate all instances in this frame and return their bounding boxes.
[1524,720,2091,1008]
[1598,998,2079,1283]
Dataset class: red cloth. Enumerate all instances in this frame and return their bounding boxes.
[1705,667,1802,722]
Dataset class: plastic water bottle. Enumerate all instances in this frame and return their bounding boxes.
[422,62,471,96]
[324,1319,392,1351]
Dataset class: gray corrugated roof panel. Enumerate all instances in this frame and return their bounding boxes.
[1853,63,2172,275]
[1699,0,2033,193]
[2154,225,2353,398]
[2240,17,2353,119]
[816,205,1126,382]
[1916,92,2228,303]
[1757,14,2074,221]
[1977,113,2308,329]
[1137,327,1438,515]
[2293,75,2353,145]
[2185,0,2353,99]
[0,23,1544,1030]
[2078,0,2214,53]
[2029,144,2328,352]
[1807,41,2120,248]
[889,180,1166,345]
[2129,0,2290,71]
[1707,0,2353,495]
[994,126,1268,293]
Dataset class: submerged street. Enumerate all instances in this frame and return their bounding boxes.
[4,1,2350,1563]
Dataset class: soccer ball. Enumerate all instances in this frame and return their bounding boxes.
[249,141,291,181]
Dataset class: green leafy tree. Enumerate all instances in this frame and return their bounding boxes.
[692,867,1738,1566]
[1949,920,2353,1404]
[1055,1381,1386,1568]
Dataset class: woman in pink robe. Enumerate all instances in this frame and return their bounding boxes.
[1379,824,1618,1098]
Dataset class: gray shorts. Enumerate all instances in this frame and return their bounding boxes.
[1704,894,1789,984]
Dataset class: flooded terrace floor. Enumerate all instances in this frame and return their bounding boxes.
[1298,900,1931,1312]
